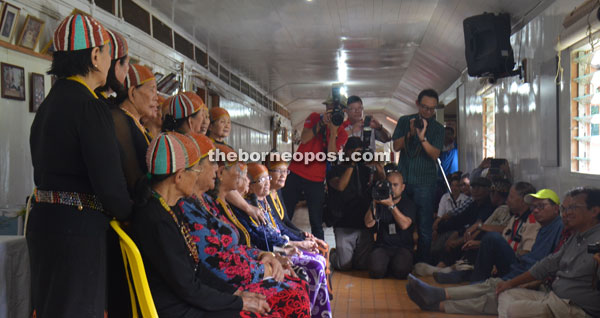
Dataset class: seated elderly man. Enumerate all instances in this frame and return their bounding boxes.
[434,183,547,283]
[406,188,567,316]
[496,187,600,318]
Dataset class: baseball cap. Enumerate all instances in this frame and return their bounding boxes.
[524,189,560,205]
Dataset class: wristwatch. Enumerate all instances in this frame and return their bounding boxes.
[420,137,427,143]
[388,204,396,211]
[477,222,483,230]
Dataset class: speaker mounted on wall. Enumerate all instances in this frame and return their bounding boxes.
[463,12,521,81]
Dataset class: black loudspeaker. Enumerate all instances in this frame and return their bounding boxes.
[463,13,516,78]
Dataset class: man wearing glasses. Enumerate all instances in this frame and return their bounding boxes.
[406,188,566,316]
[342,95,391,151]
[392,88,445,262]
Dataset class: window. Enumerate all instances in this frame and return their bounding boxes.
[571,45,600,174]
[482,93,496,159]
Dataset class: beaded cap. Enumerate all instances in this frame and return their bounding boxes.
[125,64,154,89]
[54,14,109,51]
[209,107,230,122]
[166,92,198,119]
[106,29,128,60]
[147,132,200,175]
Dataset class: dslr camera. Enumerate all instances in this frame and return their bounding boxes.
[588,242,600,254]
[329,84,346,126]
[413,115,425,130]
[372,180,392,201]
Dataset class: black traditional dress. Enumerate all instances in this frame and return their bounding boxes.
[28,77,132,317]
[131,192,272,318]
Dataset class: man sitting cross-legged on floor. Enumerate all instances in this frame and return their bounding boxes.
[433,182,542,284]
[494,187,600,318]
[405,188,567,316]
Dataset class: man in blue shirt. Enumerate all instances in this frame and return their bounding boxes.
[406,188,564,315]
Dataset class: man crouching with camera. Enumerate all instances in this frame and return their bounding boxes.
[364,170,417,279]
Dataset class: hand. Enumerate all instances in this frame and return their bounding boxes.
[283,245,302,257]
[370,118,383,130]
[464,231,473,242]
[303,231,315,240]
[259,252,285,281]
[275,254,297,278]
[376,195,395,208]
[417,118,428,140]
[293,240,318,253]
[461,240,481,251]
[314,238,328,250]
[237,291,270,315]
[408,118,417,137]
[246,205,266,225]
[495,281,513,297]
[594,253,600,266]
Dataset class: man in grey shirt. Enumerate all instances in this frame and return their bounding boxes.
[495,187,600,317]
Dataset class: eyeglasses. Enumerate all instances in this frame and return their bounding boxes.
[269,169,290,175]
[251,175,272,184]
[419,103,437,112]
[559,204,587,214]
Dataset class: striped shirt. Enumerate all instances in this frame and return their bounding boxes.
[502,209,540,254]
[392,114,444,185]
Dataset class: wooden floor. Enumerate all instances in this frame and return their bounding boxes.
[329,270,494,318]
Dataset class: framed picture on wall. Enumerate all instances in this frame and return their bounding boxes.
[0,2,20,43]
[1,62,25,100]
[30,73,44,112]
[17,15,45,50]
[40,40,54,55]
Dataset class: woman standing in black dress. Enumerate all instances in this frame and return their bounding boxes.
[28,14,132,317]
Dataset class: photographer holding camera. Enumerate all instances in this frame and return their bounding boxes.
[342,95,391,151]
[326,137,383,271]
[283,93,349,240]
[364,171,416,279]
[392,88,445,263]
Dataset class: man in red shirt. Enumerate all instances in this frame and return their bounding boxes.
[282,98,349,239]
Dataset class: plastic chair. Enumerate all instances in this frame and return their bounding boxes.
[110,220,159,318]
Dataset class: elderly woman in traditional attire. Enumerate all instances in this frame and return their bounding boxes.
[28,14,132,317]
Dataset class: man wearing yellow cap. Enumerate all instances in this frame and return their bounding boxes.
[406,187,565,316]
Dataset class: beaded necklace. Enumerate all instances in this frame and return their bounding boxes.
[256,198,278,231]
[269,192,285,220]
[196,195,216,218]
[216,198,251,247]
[153,191,199,264]
[120,106,151,145]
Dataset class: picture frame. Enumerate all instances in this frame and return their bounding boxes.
[1,62,25,100]
[0,2,20,43]
[17,15,45,50]
[40,39,54,55]
[30,72,44,112]
[154,72,164,83]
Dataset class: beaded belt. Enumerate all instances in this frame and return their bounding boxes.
[34,189,104,211]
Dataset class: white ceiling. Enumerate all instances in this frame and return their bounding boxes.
[145,0,549,127]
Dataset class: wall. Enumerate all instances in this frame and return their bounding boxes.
[0,48,50,207]
[451,0,600,196]
[0,0,291,208]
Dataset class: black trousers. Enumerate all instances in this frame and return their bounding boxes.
[281,172,325,240]
[367,246,413,279]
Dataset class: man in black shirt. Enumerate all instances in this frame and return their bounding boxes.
[364,171,417,279]
[327,137,383,270]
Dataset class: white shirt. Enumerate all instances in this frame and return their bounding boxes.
[437,193,469,218]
